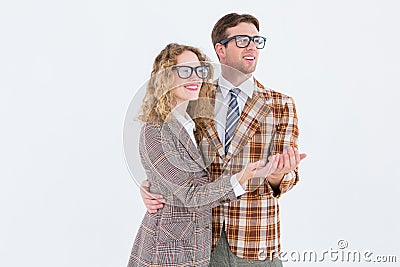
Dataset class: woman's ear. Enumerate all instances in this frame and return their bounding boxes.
[214,43,225,60]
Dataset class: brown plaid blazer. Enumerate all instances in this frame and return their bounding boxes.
[128,119,238,267]
[198,79,299,260]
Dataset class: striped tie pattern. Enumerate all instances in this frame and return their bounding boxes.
[225,88,241,154]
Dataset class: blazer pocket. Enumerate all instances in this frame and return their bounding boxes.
[157,219,194,243]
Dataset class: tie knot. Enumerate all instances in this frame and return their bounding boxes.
[230,87,240,97]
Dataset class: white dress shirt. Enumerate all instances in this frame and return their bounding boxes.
[214,75,255,148]
[172,110,197,146]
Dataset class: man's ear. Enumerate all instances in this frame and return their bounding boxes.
[215,43,225,59]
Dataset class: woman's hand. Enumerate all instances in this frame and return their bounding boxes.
[237,154,280,185]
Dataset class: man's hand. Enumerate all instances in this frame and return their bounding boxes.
[237,155,280,185]
[268,147,307,188]
[140,180,165,213]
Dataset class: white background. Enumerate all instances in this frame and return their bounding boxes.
[1,0,399,266]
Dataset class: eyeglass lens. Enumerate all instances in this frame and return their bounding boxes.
[176,66,209,79]
[236,36,265,48]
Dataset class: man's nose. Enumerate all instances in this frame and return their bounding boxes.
[246,40,257,50]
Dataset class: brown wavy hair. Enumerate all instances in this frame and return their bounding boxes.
[139,43,215,139]
[211,13,260,47]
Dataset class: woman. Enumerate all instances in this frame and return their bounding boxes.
[128,43,279,267]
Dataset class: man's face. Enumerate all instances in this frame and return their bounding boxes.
[217,22,260,75]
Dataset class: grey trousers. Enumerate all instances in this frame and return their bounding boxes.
[209,229,283,267]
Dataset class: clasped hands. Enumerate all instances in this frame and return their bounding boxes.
[141,147,306,213]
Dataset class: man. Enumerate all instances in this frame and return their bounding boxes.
[141,13,306,266]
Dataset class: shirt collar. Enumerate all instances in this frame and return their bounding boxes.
[218,74,255,99]
[171,109,196,131]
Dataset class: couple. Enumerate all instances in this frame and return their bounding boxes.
[128,13,306,267]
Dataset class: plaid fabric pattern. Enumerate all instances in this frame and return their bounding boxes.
[198,79,300,260]
[128,119,238,267]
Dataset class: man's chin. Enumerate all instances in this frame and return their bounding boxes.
[242,66,256,75]
[240,63,257,75]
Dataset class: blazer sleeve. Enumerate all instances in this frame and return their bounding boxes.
[139,123,237,210]
[268,96,300,197]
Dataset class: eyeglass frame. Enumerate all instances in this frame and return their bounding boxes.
[219,35,267,49]
[171,65,211,79]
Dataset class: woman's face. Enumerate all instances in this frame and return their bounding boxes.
[171,50,204,107]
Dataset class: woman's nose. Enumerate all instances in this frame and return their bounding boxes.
[189,71,201,82]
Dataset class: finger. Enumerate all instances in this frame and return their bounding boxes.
[152,194,166,201]
[147,209,159,214]
[145,198,165,205]
[276,152,285,171]
[258,154,279,177]
[287,147,296,170]
[263,155,276,175]
[294,148,300,164]
[261,155,277,176]
[245,161,258,174]
[258,159,266,167]
[271,153,280,173]
[252,160,264,169]
[141,190,165,201]
[139,182,162,199]
[141,180,151,189]
[147,203,164,209]
[270,154,280,175]
[253,157,270,177]
[300,153,307,160]
[145,204,164,214]
[282,149,290,172]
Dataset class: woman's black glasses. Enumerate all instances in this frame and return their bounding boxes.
[172,65,210,79]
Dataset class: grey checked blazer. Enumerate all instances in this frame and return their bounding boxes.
[128,118,238,267]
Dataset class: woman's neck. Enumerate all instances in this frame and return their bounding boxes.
[172,101,189,116]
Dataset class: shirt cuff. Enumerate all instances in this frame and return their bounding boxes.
[230,174,247,197]
[282,171,295,182]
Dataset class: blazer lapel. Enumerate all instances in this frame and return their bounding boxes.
[202,83,225,159]
[204,120,225,159]
[166,119,206,170]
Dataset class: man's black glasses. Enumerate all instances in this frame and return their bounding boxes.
[219,35,267,49]
[172,65,210,79]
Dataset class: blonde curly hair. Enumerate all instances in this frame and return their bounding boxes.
[139,43,215,138]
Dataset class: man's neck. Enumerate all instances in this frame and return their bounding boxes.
[221,67,252,87]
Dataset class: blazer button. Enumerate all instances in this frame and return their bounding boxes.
[258,249,266,260]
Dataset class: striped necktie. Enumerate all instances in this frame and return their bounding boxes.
[225,88,241,154]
